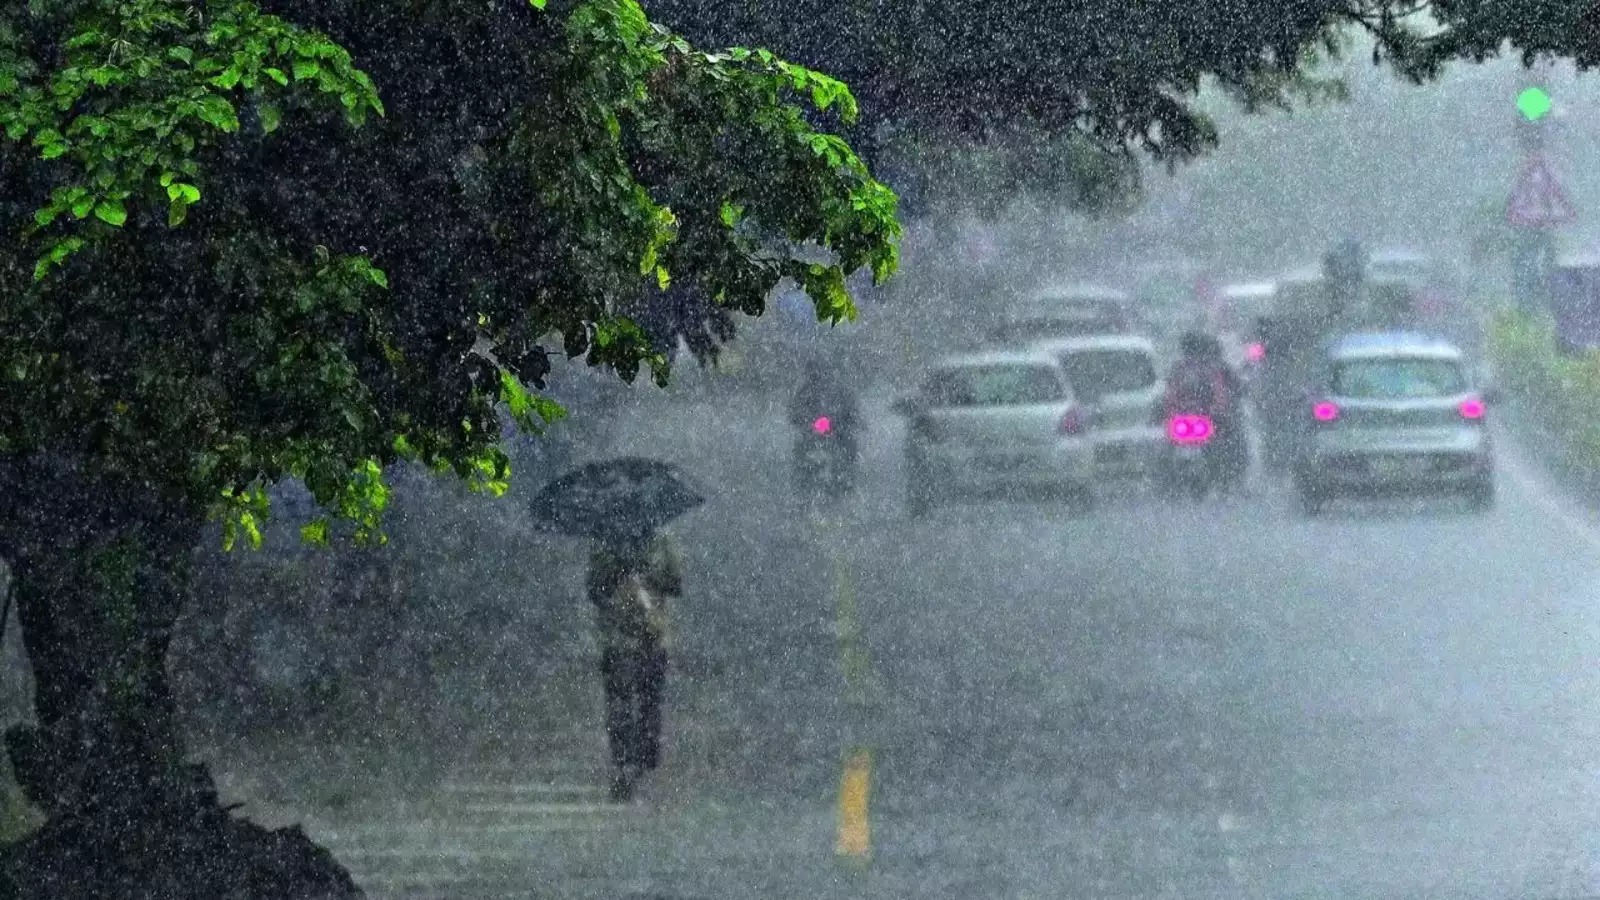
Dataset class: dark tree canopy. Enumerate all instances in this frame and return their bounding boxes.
[649,1,1600,185]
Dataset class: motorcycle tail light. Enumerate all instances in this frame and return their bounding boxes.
[1167,414,1214,445]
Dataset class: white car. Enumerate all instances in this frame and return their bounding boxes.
[1293,332,1494,515]
[1028,335,1166,481]
[894,351,1096,516]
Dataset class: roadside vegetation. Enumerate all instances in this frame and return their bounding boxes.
[1489,308,1600,471]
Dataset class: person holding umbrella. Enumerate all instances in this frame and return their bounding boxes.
[587,523,683,800]
[529,457,703,801]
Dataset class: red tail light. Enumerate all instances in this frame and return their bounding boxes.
[812,415,833,435]
[1245,342,1266,363]
[1167,414,1214,445]
[1458,397,1486,420]
[1058,408,1089,435]
[1313,401,1340,423]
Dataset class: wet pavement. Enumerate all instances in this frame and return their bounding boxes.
[285,389,1600,899]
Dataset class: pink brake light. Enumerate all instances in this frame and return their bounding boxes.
[1313,401,1340,423]
[812,415,832,435]
[1167,414,1214,445]
[1458,397,1486,420]
[1245,342,1266,363]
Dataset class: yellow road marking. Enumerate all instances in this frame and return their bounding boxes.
[819,514,875,863]
[836,747,872,859]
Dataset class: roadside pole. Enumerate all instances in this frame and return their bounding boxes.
[1507,65,1574,311]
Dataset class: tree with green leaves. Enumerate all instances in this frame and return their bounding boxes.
[0,0,896,892]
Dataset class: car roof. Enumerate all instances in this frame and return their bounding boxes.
[1028,334,1158,354]
[1220,281,1277,298]
[1005,300,1124,319]
[1370,248,1430,265]
[1327,331,1463,361]
[1029,283,1132,303]
[929,350,1068,371]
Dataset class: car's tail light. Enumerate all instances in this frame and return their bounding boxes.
[1245,342,1266,363]
[1458,397,1486,421]
[1313,401,1340,423]
[1167,414,1214,445]
[812,415,833,435]
[1058,408,1089,435]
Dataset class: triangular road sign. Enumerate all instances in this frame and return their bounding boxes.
[1508,155,1577,228]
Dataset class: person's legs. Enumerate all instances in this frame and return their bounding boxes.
[637,648,668,771]
[601,650,640,797]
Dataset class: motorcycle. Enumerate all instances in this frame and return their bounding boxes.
[1164,412,1229,500]
[794,414,856,500]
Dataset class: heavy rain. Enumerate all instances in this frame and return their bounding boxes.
[3,2,1600,899]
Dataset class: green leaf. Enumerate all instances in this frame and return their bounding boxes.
[530,0,548,8]
[167,202,188,227]
[168,46,194,65]
[292,60,320,80]
[241,511,263,550]
[258,102,281,134]
[264,67,289,86]
[299,518,329,546]
[167,183,201,204]
[368,267,388,289]
[93,199,127,227]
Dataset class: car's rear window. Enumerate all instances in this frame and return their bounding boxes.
[923,364,1067,407]
[1333,358,1465,399]
[1056,349,1156,402]
[986,315,1123,344]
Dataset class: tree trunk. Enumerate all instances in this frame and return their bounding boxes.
[0,455,193,817]
[0,454,363,898]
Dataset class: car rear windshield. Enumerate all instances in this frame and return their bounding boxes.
[923,364,1067,407]
[1333,358,1465,399]
[1056,349,1156,402]
[986,316,1123,344]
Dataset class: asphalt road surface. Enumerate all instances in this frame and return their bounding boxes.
[297,388,1600,900]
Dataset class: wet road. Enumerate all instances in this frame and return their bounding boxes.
[317,390,1600,899]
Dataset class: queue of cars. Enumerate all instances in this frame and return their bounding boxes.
[892,262,1498,518]
[892,285,1172,516]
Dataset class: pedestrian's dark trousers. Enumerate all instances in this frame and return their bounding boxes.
[601,646,667,773]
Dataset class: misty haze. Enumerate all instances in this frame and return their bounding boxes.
[4,3,1600,900]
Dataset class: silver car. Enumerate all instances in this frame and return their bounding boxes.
[1029,335,1166,481]
[1294,332,1494,515]
[894,351,1096,516]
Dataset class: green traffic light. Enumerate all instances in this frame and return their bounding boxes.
[1518,86,1553,122]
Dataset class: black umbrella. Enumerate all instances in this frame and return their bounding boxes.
[530,457,705,541]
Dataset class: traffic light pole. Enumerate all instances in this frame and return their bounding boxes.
[1510,66,1558,312]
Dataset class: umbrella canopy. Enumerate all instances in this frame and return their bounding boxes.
[530,457,705,542]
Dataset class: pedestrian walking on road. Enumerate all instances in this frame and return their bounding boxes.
[588,526,684,802]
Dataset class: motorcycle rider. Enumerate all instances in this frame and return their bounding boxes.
[1164,330,1248,489]
[787,357,861,481]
